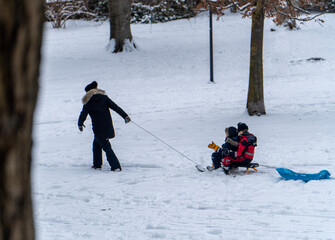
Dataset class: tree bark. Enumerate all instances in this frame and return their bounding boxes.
[108,0,135,53]
[0,0,44,239]
[247,0,266,116]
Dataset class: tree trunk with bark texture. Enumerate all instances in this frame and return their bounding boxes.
[0,0,44,239]
[247,0,266,116]
[108,0,135,53]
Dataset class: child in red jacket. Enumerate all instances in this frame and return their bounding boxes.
[222,122,257,173]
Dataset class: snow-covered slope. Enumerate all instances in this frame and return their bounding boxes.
[33,13,335,239]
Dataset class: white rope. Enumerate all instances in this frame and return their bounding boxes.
[131,121,201,166]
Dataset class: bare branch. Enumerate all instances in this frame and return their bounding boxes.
[286,0,310,14]
[272,3,328,22]
[233,2,252,11]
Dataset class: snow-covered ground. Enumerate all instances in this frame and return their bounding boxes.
[33,13,335,240]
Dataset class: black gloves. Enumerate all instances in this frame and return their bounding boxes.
[78,124,85,132]
[125,116,131,124]
[222,148,229,156]
[221,148,234,157]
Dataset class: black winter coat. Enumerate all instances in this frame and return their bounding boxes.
[78,89,128,140]
[218,126,239,155]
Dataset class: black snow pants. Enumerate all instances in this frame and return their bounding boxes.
[93,138,121,170]
[211,152,223,169]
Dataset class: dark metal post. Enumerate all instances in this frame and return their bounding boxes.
[209,10,214,82]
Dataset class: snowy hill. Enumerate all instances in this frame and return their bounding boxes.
[33,13,335,240]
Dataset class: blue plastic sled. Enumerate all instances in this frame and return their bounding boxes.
[276,168,331,182]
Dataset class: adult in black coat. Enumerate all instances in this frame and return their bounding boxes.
[78,81,131,171]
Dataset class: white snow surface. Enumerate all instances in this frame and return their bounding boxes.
[34,13,335,240]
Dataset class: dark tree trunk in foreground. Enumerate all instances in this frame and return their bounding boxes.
[247,0,266,116]
[108,0,135,53]
[0,0,44,239]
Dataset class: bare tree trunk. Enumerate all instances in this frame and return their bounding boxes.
[247,0,266,116]
[108,0,136,53]
[0,0,44,239]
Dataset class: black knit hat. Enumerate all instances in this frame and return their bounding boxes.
[237,122,248,132]
[227,126,238,138]
[85,81,98,92]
